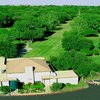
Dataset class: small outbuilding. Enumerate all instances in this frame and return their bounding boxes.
[42,70,78,85]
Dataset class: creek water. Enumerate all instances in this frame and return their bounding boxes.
[0,84,100,100]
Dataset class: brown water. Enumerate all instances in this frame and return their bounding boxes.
[0,85,100,100]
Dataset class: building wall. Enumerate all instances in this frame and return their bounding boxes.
[8,73,28,83]
[7,71,78,85]
[58,77,78,85]
[34,72,51,82]
[2,81,9,86]
[7,71,56,84]
[49,78,57,85]
[25,67,34,83]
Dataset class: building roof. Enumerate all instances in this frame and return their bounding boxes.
[42,70,78,79]
[56,70,78,78]
[7,58,51,74]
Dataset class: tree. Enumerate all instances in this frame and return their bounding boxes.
[50,50,97,78]
[0,41,17,58]
[62,32,94,51]
[0,13,14,28]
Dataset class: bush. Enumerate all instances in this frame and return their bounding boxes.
[30,82,45,93]
[50,82,64,92]
[18,89,24,94]
[20,82,45,93]
[22,83,32,93]
[0,86,10,94]
[90,70,97,77]
[66,83,72,86]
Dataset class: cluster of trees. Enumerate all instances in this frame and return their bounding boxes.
[50,6,100,78]
[62,32,94,51]
[71,14,100,36]
[62,9,100,56]
[50,50,100,78]
[0,5,78,57]
[0,29,17,57]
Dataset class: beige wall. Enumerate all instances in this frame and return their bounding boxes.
[2,81,9,86]
[34,72,51,82]
[7,71,55,84]
[8,73,27,83]
[58,77,78,84]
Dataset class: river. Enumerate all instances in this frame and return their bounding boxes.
[0,84,100,100]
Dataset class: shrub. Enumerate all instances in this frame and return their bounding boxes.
[50,82,64,92]
[18,89,24,94]
[66,83,72,86]
[22,83,32,93]
[20,82,45,93]
[33,82,45,92]
[90,70,97,77]
[0,86,10,94]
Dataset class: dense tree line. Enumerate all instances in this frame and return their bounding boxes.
[58,6,100,78]
[0,5,79,57]
[62,9,100,56]
[50,50,100,78]
[0,5,100,58]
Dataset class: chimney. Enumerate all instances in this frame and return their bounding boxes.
[4,57,7,65]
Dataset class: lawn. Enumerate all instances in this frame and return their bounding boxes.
[62,80,88,92]
[23,22,71,60]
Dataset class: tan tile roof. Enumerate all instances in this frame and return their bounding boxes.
[7,58,51,74]
[42,70,78,79]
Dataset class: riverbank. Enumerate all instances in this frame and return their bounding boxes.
[1,76,100,97]
[0,84,100,100]
[9,80,88,96]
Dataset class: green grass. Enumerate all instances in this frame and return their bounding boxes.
[84,73,100,81]
[23,22,71,60]
[62,80,88,92]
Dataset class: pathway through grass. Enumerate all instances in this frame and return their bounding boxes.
[23,22,71,60]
